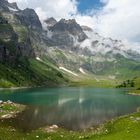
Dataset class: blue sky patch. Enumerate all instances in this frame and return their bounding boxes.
[77,0,105,13]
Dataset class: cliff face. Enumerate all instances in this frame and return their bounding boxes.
[0,0,69,88]
[0,0,19,12]
[15,8,42,30]
[0,0,43,63]
[0,15,36,63]
[0,15,18,63]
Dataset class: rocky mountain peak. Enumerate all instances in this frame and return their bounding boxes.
[44,17,57,27]
[15,8,42,30]
[0,0,9,11]
[49,18,87,43]
[59,18,76,24]
[0,0,19,11]
[50,18,83,35]
[9,2,19,10]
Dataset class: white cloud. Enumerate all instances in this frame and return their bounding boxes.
[8,0,28,7]
[8,0,78,20]
[77,0,140,51]
[94,0,140,44]
[8,0,140,49]
[35,7,47,21]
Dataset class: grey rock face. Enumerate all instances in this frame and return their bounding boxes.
[44,17,57,28]
[0,1,40,63]
[52,33,74,46]
[0,16,18,63]
[48,19,87,46]
[50,19,87,38]
[15,8,42,30]
[0,0,19,12]
[50,19,80,34]
[0,0,9,11]
[8,2,19,10]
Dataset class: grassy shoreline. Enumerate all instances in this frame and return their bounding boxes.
[128,93,140,96]
[0,102,140,140]
[128,89,140,96]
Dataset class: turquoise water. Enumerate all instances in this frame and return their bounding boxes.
[0,87,140,130]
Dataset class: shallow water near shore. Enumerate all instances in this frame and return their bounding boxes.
[0,87,140,131]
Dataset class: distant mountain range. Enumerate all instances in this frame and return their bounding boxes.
[0,0,140,88]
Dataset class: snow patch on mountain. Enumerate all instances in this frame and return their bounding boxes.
[36,57,42,61]
[79,68,86,74]
[59,67,78,76]
[8,6,18,11]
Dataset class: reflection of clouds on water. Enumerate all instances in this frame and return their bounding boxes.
[58,88,86,105]
[6,89,140,130]
[1,88,140,131]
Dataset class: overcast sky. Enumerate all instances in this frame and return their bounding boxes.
[8,0,140,51]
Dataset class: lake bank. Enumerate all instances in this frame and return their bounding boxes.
[0,86,32,91]
[0,87,140,130]
[128,90,140,96]
[0,101,140,140]
[0,100,25,119]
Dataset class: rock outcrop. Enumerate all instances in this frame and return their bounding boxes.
[15,8,42,30]
[0,1,36,63]
[44,17,57,28]
[47,19,87,46]
[0,0,19,12]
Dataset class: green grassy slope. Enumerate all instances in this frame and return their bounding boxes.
[69,74,118,88]
[94,57,140,79]
[91,111,140,140]
[0,59,68,88]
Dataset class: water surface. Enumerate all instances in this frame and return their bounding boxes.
[0,87,140,130]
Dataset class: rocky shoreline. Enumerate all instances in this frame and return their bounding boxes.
[0,100,60,132]
[0,100,25,119]
[0,100,140,139]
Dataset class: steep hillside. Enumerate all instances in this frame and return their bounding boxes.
[0,1,68,88]
[0,58,68,88]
